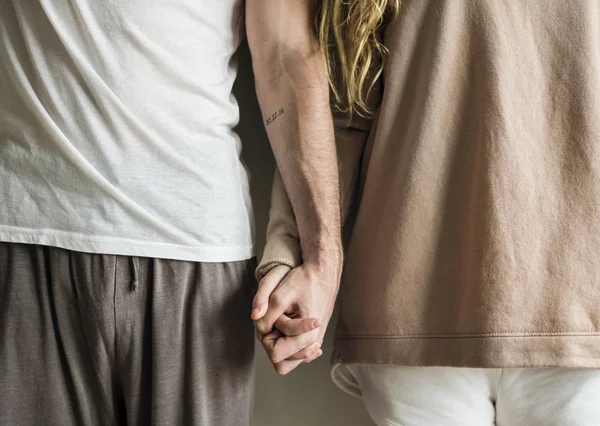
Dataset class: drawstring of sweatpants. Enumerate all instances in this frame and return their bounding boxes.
[130,256,139,291]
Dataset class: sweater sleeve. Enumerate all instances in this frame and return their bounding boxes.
[256,111,375,280]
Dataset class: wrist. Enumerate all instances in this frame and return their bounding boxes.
[303,243,343,274]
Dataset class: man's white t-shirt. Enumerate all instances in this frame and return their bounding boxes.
[0,0,255,261]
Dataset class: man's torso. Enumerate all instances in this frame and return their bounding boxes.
[0,0,254,261]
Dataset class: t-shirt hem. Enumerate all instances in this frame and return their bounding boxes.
[0,228,255,262]
[330,364,364,400]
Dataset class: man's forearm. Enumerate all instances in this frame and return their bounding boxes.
[254,52,342,269]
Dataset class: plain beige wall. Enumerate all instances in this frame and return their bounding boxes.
[234,43,376,426]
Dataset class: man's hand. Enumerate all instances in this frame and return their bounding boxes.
[253,262,340,375]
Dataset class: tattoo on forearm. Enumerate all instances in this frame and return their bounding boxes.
[265,108,284,126]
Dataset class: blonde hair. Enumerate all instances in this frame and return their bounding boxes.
[317,0,400,117]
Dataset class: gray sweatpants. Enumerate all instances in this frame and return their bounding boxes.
[0,242,256,426]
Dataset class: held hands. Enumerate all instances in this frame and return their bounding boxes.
[252,262,340,375]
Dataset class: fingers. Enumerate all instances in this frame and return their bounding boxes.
[272,345,323,375]
[274,316,321,336]
[272,359,304,376]
[260,329,301,375]
[259,329,324,375]
[304,348,324,364]
[262,328,320,364]
[252,265,290,321]
[255,290,292,335]
[286,342,321,361]
[262,329,283,342]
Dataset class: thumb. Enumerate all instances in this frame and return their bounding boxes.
[252,265,291,320]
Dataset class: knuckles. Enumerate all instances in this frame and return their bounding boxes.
[275,364,290,376]
[254,320,270,335]
[269,293,284,308]
[276,322,292,336]
[265,345,282,364]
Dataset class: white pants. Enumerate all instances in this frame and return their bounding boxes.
[333,365,600,426]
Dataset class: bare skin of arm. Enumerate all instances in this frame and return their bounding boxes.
[246,0,343,374]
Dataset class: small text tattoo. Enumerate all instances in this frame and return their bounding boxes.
[265,108,284,126]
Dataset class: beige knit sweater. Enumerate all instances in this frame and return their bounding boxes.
[258,0,600,368]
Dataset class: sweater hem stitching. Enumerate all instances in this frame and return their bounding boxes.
[336,331,600,339]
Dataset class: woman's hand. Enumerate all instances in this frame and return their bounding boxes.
[252,262,340,375]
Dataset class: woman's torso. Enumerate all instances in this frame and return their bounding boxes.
[335,0,600,367]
